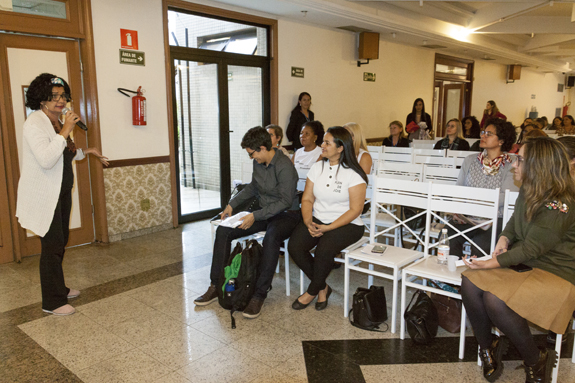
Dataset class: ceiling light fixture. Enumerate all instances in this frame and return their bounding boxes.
[392,32,396,38]
[420,0,423,7]
[301,10,307,17]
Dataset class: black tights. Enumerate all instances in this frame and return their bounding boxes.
[461,276,540,366]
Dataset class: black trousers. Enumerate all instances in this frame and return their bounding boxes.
[210,210,301,299]
[40,189,72,311]
[447,218,503,258]
[288,218,365,296]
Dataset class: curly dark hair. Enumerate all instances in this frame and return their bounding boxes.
[25,73,71,111]
[485,118,516,152]
[241,126,272,152]
[462,116,481,138]
[302,120,325,146]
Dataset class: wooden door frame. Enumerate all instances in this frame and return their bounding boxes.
[0,0,107,262]
[441,83,465,136]
[162,0,278,226]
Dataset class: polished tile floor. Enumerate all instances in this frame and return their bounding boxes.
[1,220,574,383]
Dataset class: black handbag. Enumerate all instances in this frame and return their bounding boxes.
[348,286,389,332]
[403,290,439,344]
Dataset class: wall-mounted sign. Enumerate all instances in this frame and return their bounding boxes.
[291,67,304,78]
[363,72,376,82]
[119,50,145,66]
[121,29,139,50]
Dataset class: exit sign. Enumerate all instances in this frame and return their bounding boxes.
[363,72,376,82]
[291,67,304,78]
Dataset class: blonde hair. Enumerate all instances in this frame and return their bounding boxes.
[522,137,575,221]
[388,120,406,139]
[447,118,464,140]
[343,122,368,155]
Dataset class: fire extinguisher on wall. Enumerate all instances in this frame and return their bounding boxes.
[118,87,147,125]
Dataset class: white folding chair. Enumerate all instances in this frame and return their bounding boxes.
[344,177,429,332]
[422,165,460,185]
[411,139,439,149]
[296,166,310,192]
[379,152,412,164]
[401,183,500,359]
[412,148,445,165]
[417,156,457,168]
[447,150,479,167]
[383,146,413,163]
[378,162,424,181]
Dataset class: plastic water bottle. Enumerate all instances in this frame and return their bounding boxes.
[437,229,449,265]
[225,279,236,292]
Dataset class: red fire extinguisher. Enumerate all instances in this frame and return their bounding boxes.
[117,87,147,126]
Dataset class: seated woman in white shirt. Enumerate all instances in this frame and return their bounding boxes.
[344,122,373,175]
[292,121,324,169]
[288,126,368,311]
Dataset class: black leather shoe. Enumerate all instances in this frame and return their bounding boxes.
[522,347,557,383]
[292,295,315,310]
[479,335,509,382]
[315,285,332,311]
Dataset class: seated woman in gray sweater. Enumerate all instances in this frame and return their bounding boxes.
[447,118,518,258]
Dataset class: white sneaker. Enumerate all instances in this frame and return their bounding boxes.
[43,304,76,316]
[67,289,80,298]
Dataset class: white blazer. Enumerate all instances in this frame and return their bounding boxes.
[16,111,84,237]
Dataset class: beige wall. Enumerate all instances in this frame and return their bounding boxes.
[471,60,566,125]
[91,0,170,161]
[277,19,435,140]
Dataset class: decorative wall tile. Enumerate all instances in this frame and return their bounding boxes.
[103,163,172,238]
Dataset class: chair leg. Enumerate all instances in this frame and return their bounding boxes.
[552,333,562,383]
[284,239,290,296]
[400,270,407,340]
[459,305,467,360]
[391,267,398,333]
[276,261,280,274]
[344,253,350,318]
[368,264,374,287]
[300,270,305,296]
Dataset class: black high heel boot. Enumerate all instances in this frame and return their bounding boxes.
[479,335,509,382]
[522,347,558,383]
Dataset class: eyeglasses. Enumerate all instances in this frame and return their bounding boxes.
[247,149,259,159]
[514,155,524,163]
[50,93,71,102]
[480,131,496,137]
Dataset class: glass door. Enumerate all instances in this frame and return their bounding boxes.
[173,59,222,220]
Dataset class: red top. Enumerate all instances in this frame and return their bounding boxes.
[481,111,507,128]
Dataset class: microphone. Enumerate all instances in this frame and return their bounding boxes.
[61,107,88,131]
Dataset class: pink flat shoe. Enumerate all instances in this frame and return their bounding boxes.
[67,289,80,298]
[43,304,76,316]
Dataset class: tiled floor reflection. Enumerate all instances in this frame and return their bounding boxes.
[1,220,574,382]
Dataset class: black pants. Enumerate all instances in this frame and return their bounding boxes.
[210,210,301,299]
[288,218,365,296]
[40,189,72,311]
[447,218,503,258]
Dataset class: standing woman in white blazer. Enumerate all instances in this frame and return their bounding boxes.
[16,73,108,316]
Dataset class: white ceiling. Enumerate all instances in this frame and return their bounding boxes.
[205,0,575,73]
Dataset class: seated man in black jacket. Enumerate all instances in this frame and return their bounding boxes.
[194,126,300,318]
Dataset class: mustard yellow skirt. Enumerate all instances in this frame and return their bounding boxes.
[463,268,575,334]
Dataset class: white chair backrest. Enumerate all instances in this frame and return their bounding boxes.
[365,174,374,200]
[426,183,500,257]
[378,162,424,182]
[296,166,310,192]
[241,161,253,183]
[417,156,457,168]
[413,148,445,165]
[468,138,480,147]
[447,150,479,167]
[383,146,413,156]
[379,152,412,164]
[370,176,431,246]
[422,165,460,185]
[502,189,520,227]
[412,139,438,149]
[367,146,380,154]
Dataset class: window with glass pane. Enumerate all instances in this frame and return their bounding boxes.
[168,10,267,57]
[2,0,67,19]
[435,64,467,76]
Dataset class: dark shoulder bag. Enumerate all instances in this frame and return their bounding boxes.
[348,286,389,332]
[403,290,438,344]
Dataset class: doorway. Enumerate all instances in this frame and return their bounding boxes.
[0,34,94,262]
[168,10,270,223]
[432,54,474,137]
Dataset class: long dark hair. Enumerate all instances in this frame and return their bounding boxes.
[322,126,368,185]
[462,116,481,138]
[410,98,426,117]
[291,92,312,114]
